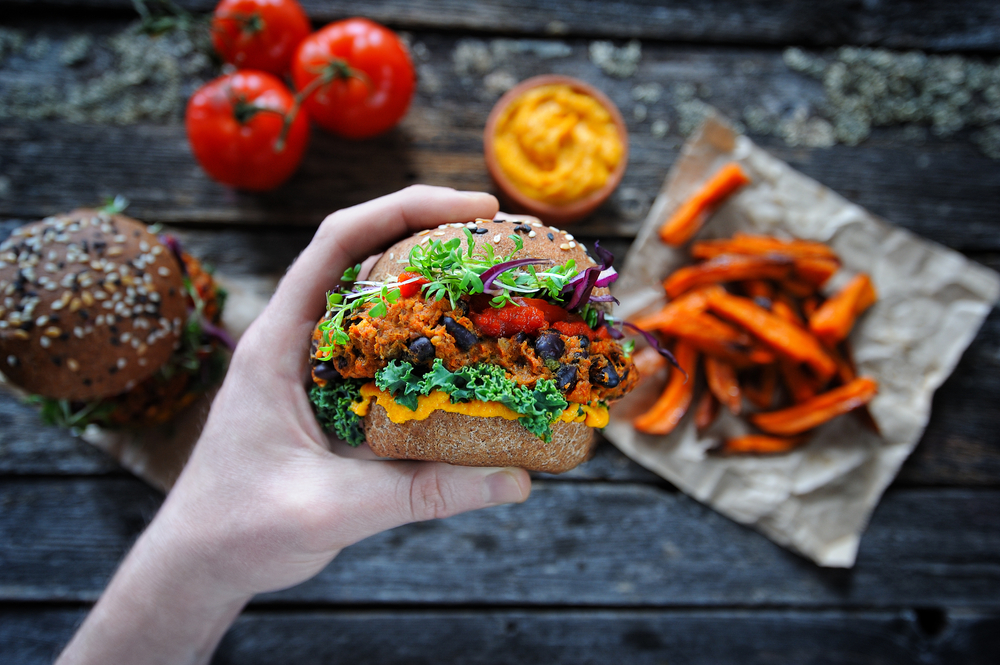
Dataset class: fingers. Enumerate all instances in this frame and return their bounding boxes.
[322,459,530,547]
[246,185,498,371]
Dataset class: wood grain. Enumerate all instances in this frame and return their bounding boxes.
[3,606,999,665]
[3,0,1000,50]
[3,478,999,605]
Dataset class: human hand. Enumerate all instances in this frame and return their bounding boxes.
[57,186,531,665]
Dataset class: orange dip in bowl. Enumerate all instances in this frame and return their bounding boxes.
[493,84,624,205]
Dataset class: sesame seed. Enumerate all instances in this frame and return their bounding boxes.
[35,316,49,326]
[92,290,107,301]
[157,267,170,277]
[121,332,131,342]
[102,300,113,309]
[82,291,94,306]
[138,357,148,366]
[433,231,446,236]
[113,235,126,243]
[569,241,577,248]
[493,234,502,243]
[74,327,84,338]
[13,329,29,340]
[417,230,430,236]
[44,326,61,337]
[106,247,123,257]
[528,231,537,238]
[39,336,51,348]
[95,315,105,326]
[560,243,571,250]
[67,358,79,372]
[139,241,149,252]
[44,283,57,291]
[7,355,16,366]
[106,314,115,325]
[131,338,140,349]
[565,234,574,241]
[151,245,163,255]
[117,358,127,370]
[389,253,394,260]
[69,298,81,312]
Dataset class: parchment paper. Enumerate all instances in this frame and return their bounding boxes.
[605,114,1000,567]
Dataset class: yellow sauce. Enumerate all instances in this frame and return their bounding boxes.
[493,84,623,205]
[351,383,609,429]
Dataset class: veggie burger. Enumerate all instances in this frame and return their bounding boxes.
[0,208,231,429]
[309,218,643,473]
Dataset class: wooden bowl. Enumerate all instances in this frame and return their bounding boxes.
[483,75,629,225]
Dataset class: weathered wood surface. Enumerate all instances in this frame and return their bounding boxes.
[5,0,1000,50]
[3,479,999,606]
[2,25,999,250]
[2,606,998,665]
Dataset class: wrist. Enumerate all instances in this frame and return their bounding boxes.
[57,508,251,665]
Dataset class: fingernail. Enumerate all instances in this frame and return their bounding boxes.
[484,469,526,505]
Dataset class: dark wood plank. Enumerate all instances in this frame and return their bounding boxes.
[4,0,1000,50]
[1,25,998,249]
[3,606,999,665]
[3,478,999,606]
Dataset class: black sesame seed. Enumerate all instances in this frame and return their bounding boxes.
[547,233,555,241]
[109,325,118,334]
[513,224,532,234]
[492,219,505,223]
[109,366,118,374]
[472,227,489,234]
[59,333,69,341]
[83,378,92,386]
[52,357,62,366]
[110,338,120,346]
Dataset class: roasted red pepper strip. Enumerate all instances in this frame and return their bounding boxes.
[659,162,751,246]
[704,286,837,382]
[750,377,879,436]
[633,340,699,435]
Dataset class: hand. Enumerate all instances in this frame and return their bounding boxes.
[57,186,531,665]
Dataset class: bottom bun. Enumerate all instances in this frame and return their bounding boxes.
[365,405,596,474]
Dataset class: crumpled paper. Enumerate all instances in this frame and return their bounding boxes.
[604,114,1000,567]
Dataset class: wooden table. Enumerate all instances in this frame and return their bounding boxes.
[2,2,999,662]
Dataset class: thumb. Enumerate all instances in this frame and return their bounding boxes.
[330,460,531,544]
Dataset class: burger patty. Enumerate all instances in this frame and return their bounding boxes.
[313,295,637,404]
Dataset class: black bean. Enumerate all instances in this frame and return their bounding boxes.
[555,364,579,392]
[576,335,590,348]
[314,362,339,381]
[534,331,565,360]
[408,336,435,363]
[443,316,478,351]
[590,360,620,388]
[515,332,531,345]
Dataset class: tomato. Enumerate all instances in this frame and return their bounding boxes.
[396,271,429,298]
[211,0,311,75]
[185,71,310,191]
[291,18,415,139]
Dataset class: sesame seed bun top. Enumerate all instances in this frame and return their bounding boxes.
[0,209,187,401]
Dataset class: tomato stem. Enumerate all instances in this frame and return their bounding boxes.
[275,58,371,151]
[214,11,265,36]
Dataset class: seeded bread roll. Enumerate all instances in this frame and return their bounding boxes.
[0,209,186,401]
[369,217,610,307]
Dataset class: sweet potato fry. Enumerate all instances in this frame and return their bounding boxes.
[661,313,775,367]
[628,289,711,331]
[632,345,668,382]
[829,343,857,385]
[703,286,837,381]
[743,365,777,409]
[750,377,879,436]
[793,257,840,287]
[742,279,774,303]
[770,299,820,402]
[691,233,839,262]
[663,254,794,299]
[705,356,741,415]
[659,162,751,246]
[633,340,699,435]
[719,434,806,455]
[800,295,820,318]
[779,277,817,298]
[694,389,719,431]
[808,273,878,346]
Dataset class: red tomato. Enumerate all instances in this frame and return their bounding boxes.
[396,271,429,298]
[291,18,415,139]
[211,0,311,75]
[185,71,310,191]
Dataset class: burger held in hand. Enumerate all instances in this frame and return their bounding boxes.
[0,208,232,429]
[308,217,644,473]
